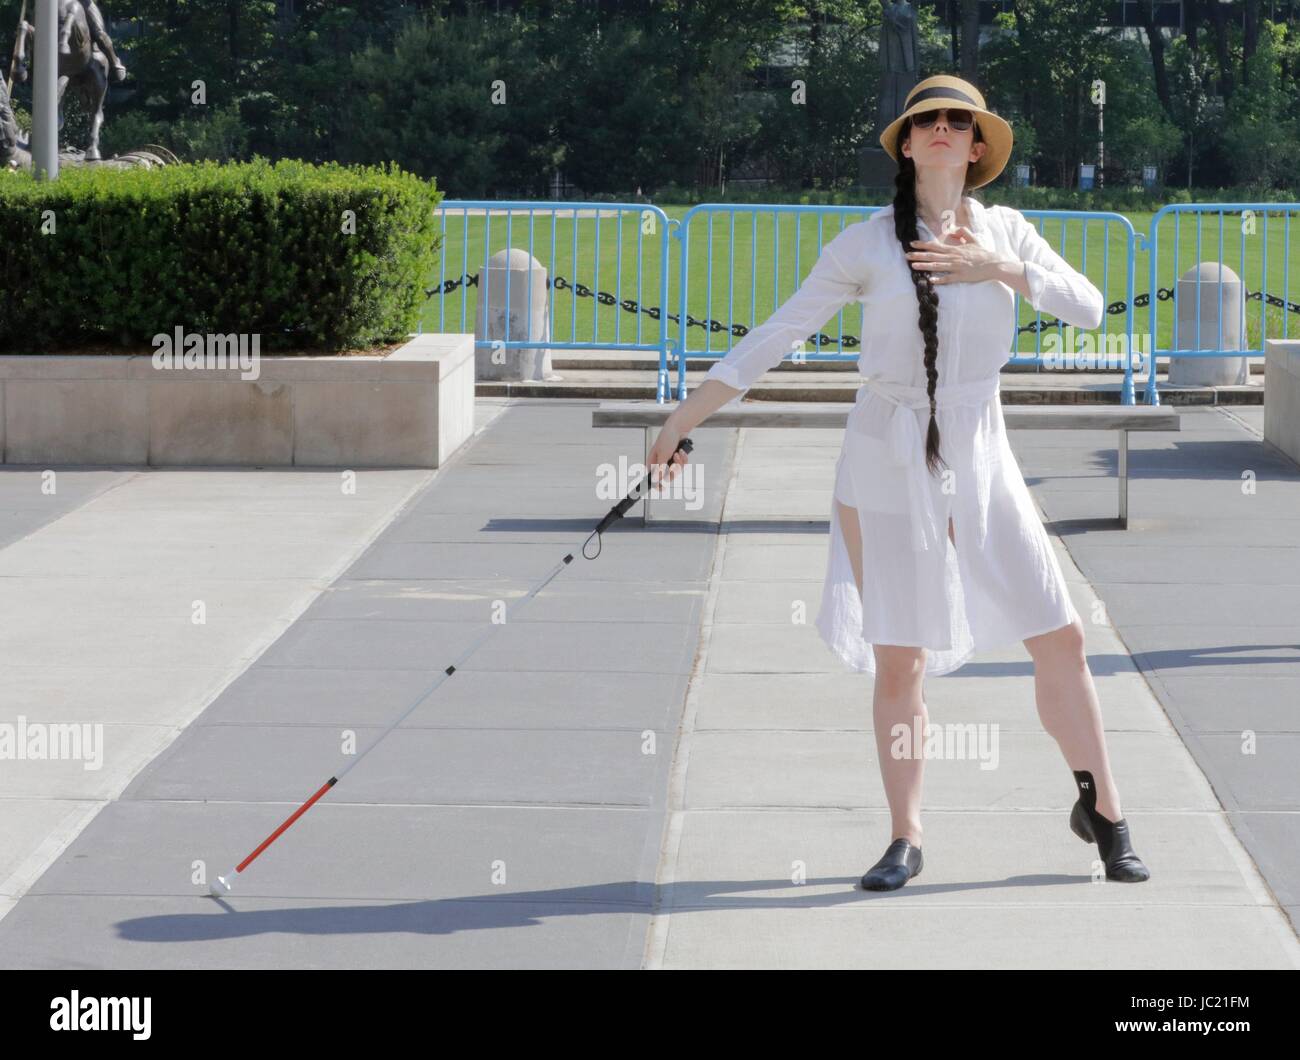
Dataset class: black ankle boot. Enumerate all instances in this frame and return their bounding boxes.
[859,837,923,891]
[1070,770,1150,882]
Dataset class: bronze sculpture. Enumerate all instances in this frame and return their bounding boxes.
[3,1,168,170]
[858,2,923,190]
[12,0,126,163]
[0,75,25,169]
[876,1,921,137]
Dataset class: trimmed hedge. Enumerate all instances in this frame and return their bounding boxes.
[0,157,442,351]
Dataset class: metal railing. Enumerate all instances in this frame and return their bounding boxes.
[429,200,1300,406]
[1008,210,1139,400]
[1139,203,1300,405]
[429,200,673,366]
[671,203,873,401]
[674,205,1144,398]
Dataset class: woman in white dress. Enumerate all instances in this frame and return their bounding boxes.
[648,75,1149,891]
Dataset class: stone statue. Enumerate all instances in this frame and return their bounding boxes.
[876,1,920,138]
[0,77,25,168]
[13,0,127,162]
[3,53,168,171]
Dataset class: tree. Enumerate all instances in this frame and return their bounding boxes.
[1134,0,1172,118]
[1222,21,1300,188]
[756,0,885,190]
[959,0,980,82]
[1091,31,1181,183]
[988,0,1115,187]
[336,9,511,195]
[1167,37,1222,188]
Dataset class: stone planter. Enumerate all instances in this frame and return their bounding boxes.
[0,333,474,467]
[1264,338,1300,469]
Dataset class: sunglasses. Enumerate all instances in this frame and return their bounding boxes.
[911,108,975,131]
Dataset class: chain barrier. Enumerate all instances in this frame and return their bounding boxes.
[426,276,1300,343]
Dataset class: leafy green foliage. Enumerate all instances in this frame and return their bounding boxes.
[0,158,442,351]
[1222,23,1300,192]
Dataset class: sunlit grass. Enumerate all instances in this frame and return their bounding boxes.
[421,203,1300,364]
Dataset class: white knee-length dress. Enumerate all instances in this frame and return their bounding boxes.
[702,197,1104,677]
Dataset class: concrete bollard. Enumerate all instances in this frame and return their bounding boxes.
[475,248,561,382]
[1170,262,1250,386]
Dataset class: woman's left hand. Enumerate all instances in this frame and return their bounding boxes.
[905,227,1009,285]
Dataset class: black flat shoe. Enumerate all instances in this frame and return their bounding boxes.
[859,837,923,891]
[1070,770,1150,882]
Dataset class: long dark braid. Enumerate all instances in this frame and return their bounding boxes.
[890,117,986,476]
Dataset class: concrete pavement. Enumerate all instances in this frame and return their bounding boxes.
[0,397,1296,968]
[647,409,1298,968]
[0,462,440,937]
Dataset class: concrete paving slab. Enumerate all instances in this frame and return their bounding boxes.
[0,666,237,725]
[304,578,706,625]
[23,801,658,906]
[0,895,649,969]
[345,539,715,581]
[1090,581,1300,622]
[1080,556,1300,595]
[0,724,176,798]
[380,510,650,543]
[1142,673,1296,731]
[190,665,689,730]
[0,800,104,900]
[0,535,392,580]
[125,724,670,806]
[1192,734,1300,809]
[1114,624,1300,675]
[252,616,697,674]
[654,902,1295,969]
[679,730,1210,811]
[693,669,1168,731]
[0,470,135,547]
[664,810,1276,910]
[1229,811,1300,907]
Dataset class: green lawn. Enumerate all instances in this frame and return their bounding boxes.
[421,204,1300,362]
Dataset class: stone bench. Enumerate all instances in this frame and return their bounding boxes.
[592,399,1181,527]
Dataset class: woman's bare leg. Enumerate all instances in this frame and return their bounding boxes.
[838,499,927,847]
[1024,620,1124,822]
[870,642,928,847]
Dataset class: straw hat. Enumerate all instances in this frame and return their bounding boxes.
[878,74,1013,190]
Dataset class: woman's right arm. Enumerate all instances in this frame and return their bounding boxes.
[649,224,871,481]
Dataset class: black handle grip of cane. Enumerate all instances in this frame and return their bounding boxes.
[591,437,694,536]
[645,436,692,498]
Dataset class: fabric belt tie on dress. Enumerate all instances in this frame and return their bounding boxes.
[858,373,1002,554]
